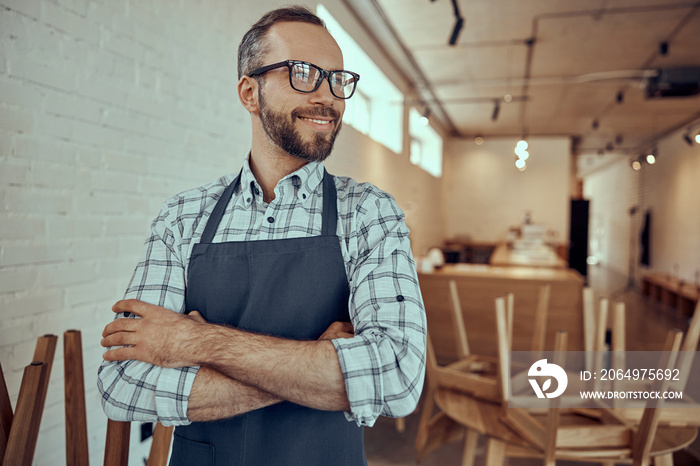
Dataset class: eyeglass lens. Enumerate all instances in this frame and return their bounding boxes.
[290,62,356,99]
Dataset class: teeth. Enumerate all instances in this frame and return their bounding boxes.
[301,117,331,125]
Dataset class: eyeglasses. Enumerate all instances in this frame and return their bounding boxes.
[248,60,360,99]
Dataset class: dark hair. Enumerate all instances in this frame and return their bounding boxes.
[237,6,327,80]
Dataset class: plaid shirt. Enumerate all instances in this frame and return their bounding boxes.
[97,157,426,427]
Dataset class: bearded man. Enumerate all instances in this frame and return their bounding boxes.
[98,6,426,465]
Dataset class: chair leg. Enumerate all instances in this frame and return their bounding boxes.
[104,420,130,466]
[64,330,89,466]
[653,453,674,466]
[461,429,478,466]
[415,387,436,456]
[146,424,174,466]
[485,437,505,466]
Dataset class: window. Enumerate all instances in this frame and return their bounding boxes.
[409,108,442,177]
[317,5,403,154]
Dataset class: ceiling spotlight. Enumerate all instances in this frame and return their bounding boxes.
[516,139,528,151]
[616,91,624,104]
[646,154,656,164]
[615,134,624,145]
[474,135,484,145]
[448,0,464,46]
[659,41,669,56]
[695,133,700,144]
[632,160,642,171]
[491,101,500,121]
[515,158,526,170]
[504,94,513,103]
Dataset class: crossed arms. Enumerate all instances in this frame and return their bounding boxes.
[101,301,354,421]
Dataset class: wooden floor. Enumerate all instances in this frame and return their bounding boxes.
[365,265,700,465]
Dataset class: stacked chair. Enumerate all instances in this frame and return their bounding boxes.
[0,330,173,466]
[416,283,700,465]
[1,334,57,466]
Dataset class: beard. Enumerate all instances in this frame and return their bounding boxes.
[258,87,342,163]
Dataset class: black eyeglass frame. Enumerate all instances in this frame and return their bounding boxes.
[247,60,360,100]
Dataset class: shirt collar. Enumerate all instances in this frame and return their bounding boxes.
[240,155,324,204]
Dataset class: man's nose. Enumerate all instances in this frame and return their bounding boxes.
[308,78,337,106]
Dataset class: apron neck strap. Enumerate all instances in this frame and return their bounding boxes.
[201,172,241,244]
[200,168,338,243]
[321,169,338,236]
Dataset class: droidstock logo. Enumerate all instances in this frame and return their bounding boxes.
[528,359,568,398]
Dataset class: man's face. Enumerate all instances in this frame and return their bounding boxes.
[257,83,342,163]
[254,22,346,162]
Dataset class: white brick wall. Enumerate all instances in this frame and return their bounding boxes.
[0,1,445,464]
[0,0,252,463]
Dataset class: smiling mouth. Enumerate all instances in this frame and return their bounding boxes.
[298,116,334,126]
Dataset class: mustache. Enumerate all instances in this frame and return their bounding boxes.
[291,106,340,122]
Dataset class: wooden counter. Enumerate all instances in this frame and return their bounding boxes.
[489,243,567,268]
[419,264,584,363]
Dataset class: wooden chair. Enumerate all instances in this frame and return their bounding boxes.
[1,334,58,466]
[497,301,698,465]
[611,300,700,427]
[415,281,551,463]
[104,420,174,466]
[420,290,698,466]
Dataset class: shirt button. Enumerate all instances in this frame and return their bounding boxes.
[246,197,251,203]
[267,217,275,223]
[396,295,405,302]
[302,193,307,199]
[254,187,260,195]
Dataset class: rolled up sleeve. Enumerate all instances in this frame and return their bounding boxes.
[332,189,427,427]
[97,200,199,426]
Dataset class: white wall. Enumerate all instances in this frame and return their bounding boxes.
[584,127,700,283]
[644,130,700,282]
[582,155,639,276]
[443,137,571,244]
[0,1,444,464]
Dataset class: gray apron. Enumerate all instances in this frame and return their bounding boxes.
[170,169,366,465]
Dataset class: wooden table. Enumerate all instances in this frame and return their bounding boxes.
[489,243,567,269]
[420,264,584,362]
[642,272,699,316]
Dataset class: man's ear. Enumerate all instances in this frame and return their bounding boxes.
[238,76,259,113]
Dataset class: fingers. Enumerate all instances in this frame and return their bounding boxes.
[336,322,354,334]
[101,331,137,348]
[102,347,136,362]
[318,321,356,341]
[111,299,154,316]
[102,317,138,337]
[188,310,206,323]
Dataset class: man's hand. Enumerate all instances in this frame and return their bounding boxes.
[101,299,206,368]
[318,321,354,341]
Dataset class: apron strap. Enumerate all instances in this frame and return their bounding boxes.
[321,169,338,236]
[200,172,241,244]
[201,168,338,244]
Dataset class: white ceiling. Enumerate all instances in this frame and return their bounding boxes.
[342,0,700,156]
